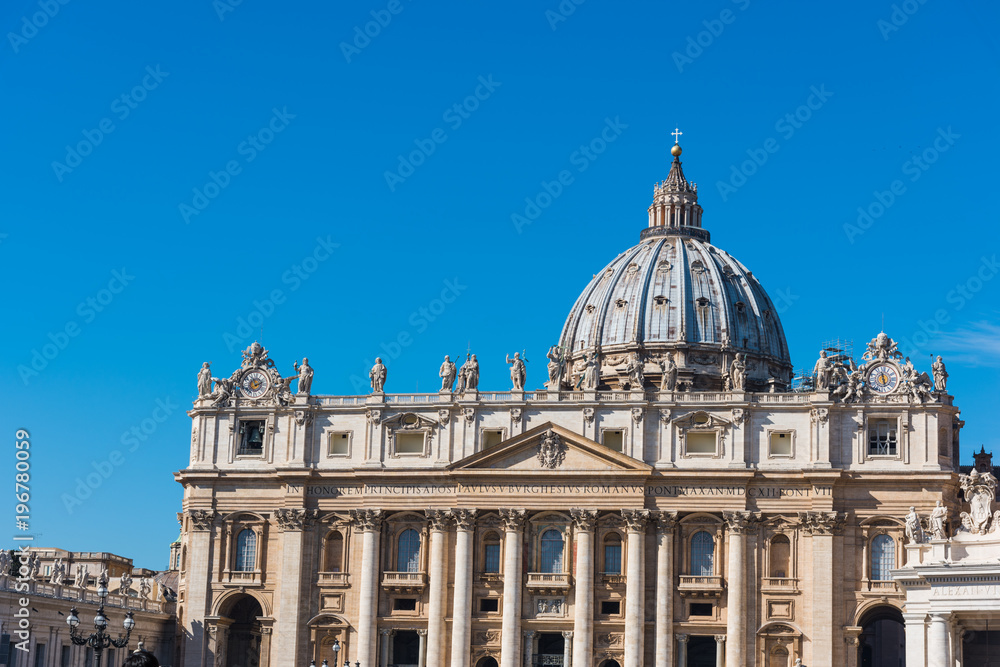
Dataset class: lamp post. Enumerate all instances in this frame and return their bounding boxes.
[66,578,135,667]
[327,639,360,667]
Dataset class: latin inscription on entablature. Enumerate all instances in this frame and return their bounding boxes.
[287,483,823,498]
[932,584,1000,598]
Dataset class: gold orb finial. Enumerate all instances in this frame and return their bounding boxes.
[670,143,682,157]
[670,127,683,157]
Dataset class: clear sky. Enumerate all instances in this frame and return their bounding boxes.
[2,1,998,569]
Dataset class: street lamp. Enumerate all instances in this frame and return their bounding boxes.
[67,581,135,667]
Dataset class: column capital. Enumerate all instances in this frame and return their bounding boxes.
[929,611,952,622]
[187,509,217,531]
[426,509,453,531]
[523,630,536,639]
[723,510,760,535]
[621,509,651,532]
[561,630,574,639]
[349,508,385,532]
[714,635,726,643]
[677,634,689,644]
[274,508,320,532]
[379,628,393,637]
[798,510,846,535]
[570,508,598,532]
[499,508,527,532]
[654,510,679,533]
[417,628,428,636]
[452,508,478,530]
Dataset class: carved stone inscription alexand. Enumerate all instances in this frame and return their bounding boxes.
[285,483,826,498]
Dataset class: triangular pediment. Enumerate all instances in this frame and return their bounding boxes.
[448,422,652,473]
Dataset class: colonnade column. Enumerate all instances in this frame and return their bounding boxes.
[722,512,752,667]
[523,631,535,667]
[571,509,597,667]
[927,613,951,667]
[714,635,725,667]
[903,613,927,667]
[499,509,527,667]
[379,629,393,667]
[350,508,384,667]
[677,635,688,666]
[803,511,844,667]
[563,631,574,666]
[417,629,428,667]
[654,511,678,667]
[273,509,318,665]
[450,509,478,667]
[425,510,451,667]
[183,509,217,667]
[622,509,650,667]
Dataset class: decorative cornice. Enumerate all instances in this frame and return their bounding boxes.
[570,508,598,532]
[499,508,527,532]
[188,509,217,531]
[274,508,319,531]
[621,509,650,532]
[349,508,384,532]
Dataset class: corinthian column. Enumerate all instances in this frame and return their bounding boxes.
[571,509,597,667]
[654,511,678,667]
[927,613,950,667]
[722,512,753,667]
[183,510,216,667]
[425,510,452,667]
[450,509,478,667]
[499,509,527,667]
[801,511,845,667]
[350,509,384,667]
[622,509,650,667]
[273,509,318,665]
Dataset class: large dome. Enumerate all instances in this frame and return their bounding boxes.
[555,143,793,392]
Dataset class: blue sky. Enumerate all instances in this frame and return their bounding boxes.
[2,1,998,569]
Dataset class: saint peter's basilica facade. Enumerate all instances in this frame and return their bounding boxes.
[174,142,964,667]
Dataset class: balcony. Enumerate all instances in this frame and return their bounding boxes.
[381,571,427,593]
[317,572,350,587]
[224,570,262,586]
[600,574,627,589]
[761,577,800,594]
[862,579,900,596]
[677,575,724,598]
[526,572,572,594]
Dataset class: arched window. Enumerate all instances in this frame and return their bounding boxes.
[324,532,344,572]
[540,529,564,573]
[235,529,257,571]
[483,532,501,574]
[871,534,895,580]
[690,531,714,576]
[769,534,790,578]
[603,534,622,575]
[397,529,421,572]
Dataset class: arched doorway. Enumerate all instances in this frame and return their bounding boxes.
[858,605,905,667]
[224,595,263,667]
[598,660,622,667]
[535,632,565,665]
[476,658,499,667]
[392,630,420,667]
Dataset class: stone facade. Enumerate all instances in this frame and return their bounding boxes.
[175,143,963,667]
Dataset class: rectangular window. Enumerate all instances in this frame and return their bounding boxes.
[61,646,71,667]
[686,431,717,455]
[395,433,425,455]
[237,420,266,456]
[393,597,417,611]
[328,431,351,456]
[690,602,713,617]
[868,421,898,456]
[769,432,792,457]
[602,429,624,452]
[482,429,504,449]
[479,598,499,613]
[600,600,621,615]
[603,544,622,574]
[484,543,501,573]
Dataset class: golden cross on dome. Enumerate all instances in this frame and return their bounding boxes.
[671,127,683,144]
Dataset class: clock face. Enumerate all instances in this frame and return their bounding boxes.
[240,370,270,399]
[867,364,899,394]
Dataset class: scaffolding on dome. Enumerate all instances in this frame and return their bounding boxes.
[792,337,855,392]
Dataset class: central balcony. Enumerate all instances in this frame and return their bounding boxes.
[317,572,350,588]
[526,572,572,594]
[761,577,800,594]
[677,575,724,598]
[381,571,427,594]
